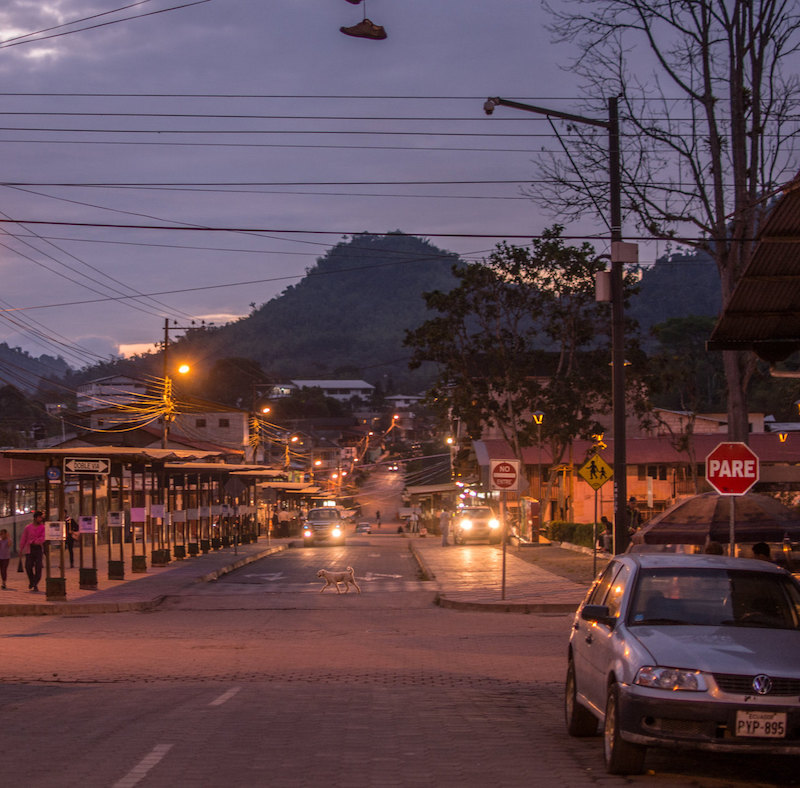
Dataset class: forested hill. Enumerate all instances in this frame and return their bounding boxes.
[176,232,463,390]
[630,248,720,338]
[0,343,71,394]
[63,238,723,396]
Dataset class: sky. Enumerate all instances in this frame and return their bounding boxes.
[0,0,618,370]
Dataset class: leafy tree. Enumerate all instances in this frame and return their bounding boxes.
[539,0,800,441]
[405,226,643,468]
[646,315,725,491]
[648,316,725,414]
[0,384,55,445]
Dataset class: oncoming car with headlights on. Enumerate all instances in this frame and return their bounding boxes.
[302,507,345,547]
[565,552,800,775]
[453,506,501,544]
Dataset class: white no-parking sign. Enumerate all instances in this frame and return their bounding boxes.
[490,459,520,491]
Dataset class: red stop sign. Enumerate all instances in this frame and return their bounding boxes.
[705,442,759,496]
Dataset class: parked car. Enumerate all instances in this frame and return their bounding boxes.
[453,506,501,544]
[566,552,800,775]
[302,507,345,546]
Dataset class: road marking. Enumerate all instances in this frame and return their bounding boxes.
[363,572,403,580]
[209,687,241,706]
[113,744,173,788]
[242,572,284,580]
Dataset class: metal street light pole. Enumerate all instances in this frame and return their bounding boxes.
[533,411,544,542]
[484,96,630,553]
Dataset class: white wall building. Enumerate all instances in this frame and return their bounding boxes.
[77,375,149,412]
[270,379,375,403]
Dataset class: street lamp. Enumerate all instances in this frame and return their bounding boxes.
[532,411,544,541]
[484,95,633,553]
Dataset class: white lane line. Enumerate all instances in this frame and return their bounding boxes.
[113,744,173,788]
[209,687,241,706]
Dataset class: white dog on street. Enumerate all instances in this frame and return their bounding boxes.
[317,566,361,594]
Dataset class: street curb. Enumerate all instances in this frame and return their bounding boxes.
[0,599,160,617]
[408,543,436,581]
[434,594,578,614]
[197,544,287,582]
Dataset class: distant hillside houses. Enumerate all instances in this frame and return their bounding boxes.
[76,375,149,412]
[270,379,375,403]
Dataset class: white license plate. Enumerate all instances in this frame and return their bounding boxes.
[735,710,787,738]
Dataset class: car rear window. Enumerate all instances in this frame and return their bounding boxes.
[629,567,800,629]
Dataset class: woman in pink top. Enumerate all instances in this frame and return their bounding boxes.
[19,510,46,592]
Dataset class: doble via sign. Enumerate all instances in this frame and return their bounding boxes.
[705,442,759,496]
[63,457,111,475]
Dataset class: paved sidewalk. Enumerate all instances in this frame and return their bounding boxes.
[0,534,589,616]
[0,538,289,616]
[410,539,588,613]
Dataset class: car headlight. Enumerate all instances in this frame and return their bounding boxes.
[303,529,312,538]
[488,518,500,529]
[634,666,708,692]
[332,527,342,537]
[460,519,472,531]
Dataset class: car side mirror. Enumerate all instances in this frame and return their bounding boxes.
[580,604,615,626]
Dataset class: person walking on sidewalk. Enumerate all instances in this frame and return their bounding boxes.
[0,528,10,589]
[19,510,46,592]
[439,509,450,546]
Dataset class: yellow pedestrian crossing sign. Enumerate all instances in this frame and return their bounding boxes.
[578,454,613,490]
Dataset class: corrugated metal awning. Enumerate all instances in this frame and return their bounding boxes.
[708,177,800,361]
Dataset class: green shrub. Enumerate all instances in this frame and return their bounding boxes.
[545,521,597,549]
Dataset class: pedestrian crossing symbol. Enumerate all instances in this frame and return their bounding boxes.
[578,454,613,490]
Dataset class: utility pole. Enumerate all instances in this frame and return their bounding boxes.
[484,96,635,553]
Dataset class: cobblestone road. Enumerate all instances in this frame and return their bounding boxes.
[1,596,796,787]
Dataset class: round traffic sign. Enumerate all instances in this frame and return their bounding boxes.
[491,460,518,490]
[705,442,759,496]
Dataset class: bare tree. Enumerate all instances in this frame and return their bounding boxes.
[537,0,800,441]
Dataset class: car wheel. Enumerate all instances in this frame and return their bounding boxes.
[565,660,598,737]
[603,683,646,775]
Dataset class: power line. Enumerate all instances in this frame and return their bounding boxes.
[0,218,725,244]
[0,0,213,49]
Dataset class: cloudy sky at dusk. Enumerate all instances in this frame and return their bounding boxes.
[0,1,628,368]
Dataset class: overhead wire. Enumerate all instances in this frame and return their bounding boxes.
[0,1,213,49]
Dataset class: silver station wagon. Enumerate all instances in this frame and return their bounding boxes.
[565,553,800,774]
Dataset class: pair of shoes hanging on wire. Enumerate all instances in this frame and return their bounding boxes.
[340,0,387,40]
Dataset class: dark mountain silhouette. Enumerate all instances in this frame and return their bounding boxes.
[0,343,71,394]
[61,237,725,398]
[162,232,462,391]
[630,248,721,341]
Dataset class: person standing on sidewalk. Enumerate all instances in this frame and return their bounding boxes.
[64,510,79,569]
[19,510,46,592]
[0,528,11,589]
[439,509,450,546]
